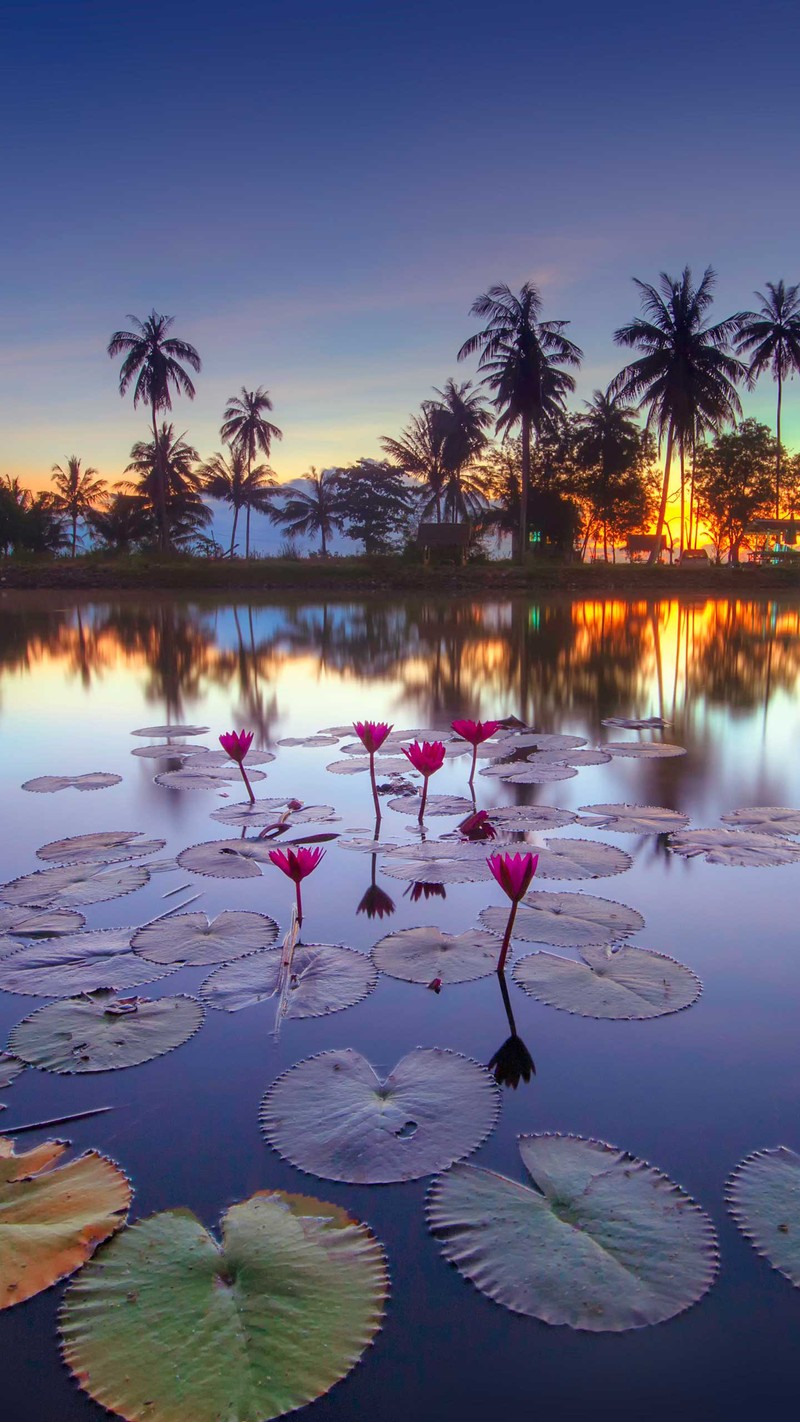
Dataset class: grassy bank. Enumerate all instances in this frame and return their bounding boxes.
[2,553,800,596]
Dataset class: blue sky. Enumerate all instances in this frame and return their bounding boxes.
[3,0,800,488]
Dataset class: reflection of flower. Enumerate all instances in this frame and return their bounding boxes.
[353,720,393,754]
[487,851,539,972]
[427,976,443,993]
[219,728,256,802]
[356,884,396,920]
[404,881,447,902]
[488,1035,536,1089]
[401,741,446,820]
[268,846,325,925]
[458,809,496,841]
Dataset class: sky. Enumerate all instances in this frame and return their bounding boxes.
[2,0,800,491]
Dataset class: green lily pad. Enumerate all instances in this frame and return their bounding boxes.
[512,944,701,1019]
[9,991,203,1074]
[60,1189,387,1422]
[201,943,376,1015]
[132,911,279,966]
[727,1147,800,1286]
[428,1134,718,1331]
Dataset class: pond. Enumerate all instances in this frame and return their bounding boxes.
[1,590,799,1421]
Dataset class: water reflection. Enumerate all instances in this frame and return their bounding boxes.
[488,970,536,1091]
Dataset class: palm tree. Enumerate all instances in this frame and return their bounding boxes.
[381,405,450,521]
[220,388,283,555]
[270,468,343,556]
[50,456,107,556]
[458,282,582,557]
[199,448,247,555]
[240,464,278,554]
[107,311,201,550]
[123,424,208,546]
[735,280,800,517]
[612,267,743,561]
[574,389,650,560]
[433,379,491,522]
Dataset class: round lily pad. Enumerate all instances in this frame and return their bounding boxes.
[326,758,411,776]
[602,742,687,759]
[36,831,166,866]
[512,944,701,1018]
[668,828,800,867]
[372,926,503,984]
[210,801,338,827]
[261,1047,499,1184]
[0,929,177,997]
[22,773,122,793]
[60,1189,387,1422]
[727,1147,800,1286]
[185,748,275,767]
[9,991,204,1074]
[176,839,278,880]
[155,766,267,791]
[386,794,475,817]
[489,806,577,831]
[382,851,491,884]
[133,911,279,967]
[428,1134,718,1331]
[480,891,644,947]
[0,906,86,937]
[202,943,377,1015]
[0,1054,24,1088]
[131,723,209,737]
[0,863,150,909]
[533,839,632,880]
[577,804,690,834]
[278,734,341,747]
[720,807,800,836]
[480,762,577,783]
[131,743,207,760]
[0,1136,130,1309]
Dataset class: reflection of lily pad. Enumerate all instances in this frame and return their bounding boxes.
[0,930,177,997]
[202,943,377,1014]
[533,839,632,880]
[372,926,503,984]
[428,1134,717,1331]
[727,1148,800,1287]
[134,911,279,966]
[176,839,278,879]
[668,828,800,867]
[602,742,687,759]
[131,723,209,737]
[61,1190,387,1422]
[577,803,690,834]
[36,831,165,866]
[10,991,204,1073]
[0,1136,130,1309]
[480,891,644,947]
[0,863,150,909]
[513,944,701,1018]
[720,806,800,836]
[262,1047,498,1184]
[386,794,475,817]
[22,773,122,793]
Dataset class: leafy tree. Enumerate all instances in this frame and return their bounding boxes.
[122,424,209,548]
[86,492,154,553]
[693,420,777,562]
[735,280,800,517]
[332,460,412,553]
[381,405,450,522]
[458,282,582,558]
[0,477,67,555]
[270,468,343,556]
[220,388,282,556]
[612,267,743,561]
[573,390,656,559]
[107,311,201,551]
[50,456,107,556]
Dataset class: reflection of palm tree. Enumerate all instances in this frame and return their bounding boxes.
[735,281,800,517]
[50,457,107,556]
[270,468,343,555]
[221,388,282,556]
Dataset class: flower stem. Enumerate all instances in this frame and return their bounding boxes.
[469,744,477,786]
[418,776,429,823]
[369,752,381,822]
[496,900,518,973]
[295,881,303,927]
[239,763,255,805]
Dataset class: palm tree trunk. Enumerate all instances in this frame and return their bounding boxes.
[230,505,239,557]
[245,455,252,557]
[71,514,77,558]
[151,403,169,553]
[519,413,531,563]
[776,375,783,519]
[245,505,251,558]
[649,425,674,565]
[679,445,685,556]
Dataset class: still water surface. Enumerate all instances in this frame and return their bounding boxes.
[1,591,799,1420]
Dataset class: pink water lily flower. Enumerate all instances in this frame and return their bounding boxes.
[219,728,256,802]
[353,720,394,819]
[452,718,501,785]
[401,740,446,821]
[487,851,539,972]
[268,845,326,925]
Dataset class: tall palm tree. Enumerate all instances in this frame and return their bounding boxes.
[433,378,491,521]
[574,389,648,560]
[123,424,208,546]
[240,464,278,555]
[220,388,283,555]
[458,282,582,557]
[50,456,108,556]
[107,311,201,551]
[199,448,247,555]
[381,405,449,522]
[612,267,743,561]
[270,468,343,556]
[735,280,800,517]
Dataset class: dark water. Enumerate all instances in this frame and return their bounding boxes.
[0,590,799,1421]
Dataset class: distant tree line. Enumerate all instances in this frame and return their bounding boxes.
[2,270,800,564]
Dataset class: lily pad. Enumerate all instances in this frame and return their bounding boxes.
[261,1047,499,1184]
[479,762,577,784]
[36,831,166,866]
[0,863,150,909]
[133,911,279,967]
[0,1054,24,1088]
[382,849,491,884]
[480,891,644,947]
[131,723,209,737]
[9,991,204,1074]
[0,930,177,997]
[533,839,632,881]
[386,794,475,817]
[726,1147,800,1286]
[0,1136,130,1309]
[278,734,341,747]
[184,748,275,767]
[512,944,701,1019]
[428,1134,717,1331]
[489,806,577,831]
[201,943,377,1015]
[0,906,86,937]
[720,806,800,836]
[602,716,669,729]
[155,766,267,791]
[131,743,207,760]
[176,839,278,880]
[577,804,690,835]
[326,758,411,776]
[210,801,338,827]
[668,828,800,867]
[60,1189,387,1422]
[372,926,503,984]
[602,742,687,759]
[22,773,122,793]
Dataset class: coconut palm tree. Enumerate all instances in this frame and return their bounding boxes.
[612,267,744,561]
[220,388,283,555]
[50,456,108,556]
[381,405,450,521]
[574,390,652,560]
[123,424,208,546]
[735,280,800,517]
[269,468,343,556]
[199,448,247,556]
[107,311,201,550]
[433,378,491,522]
[457,282,582,557]
[240,464,278,555]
